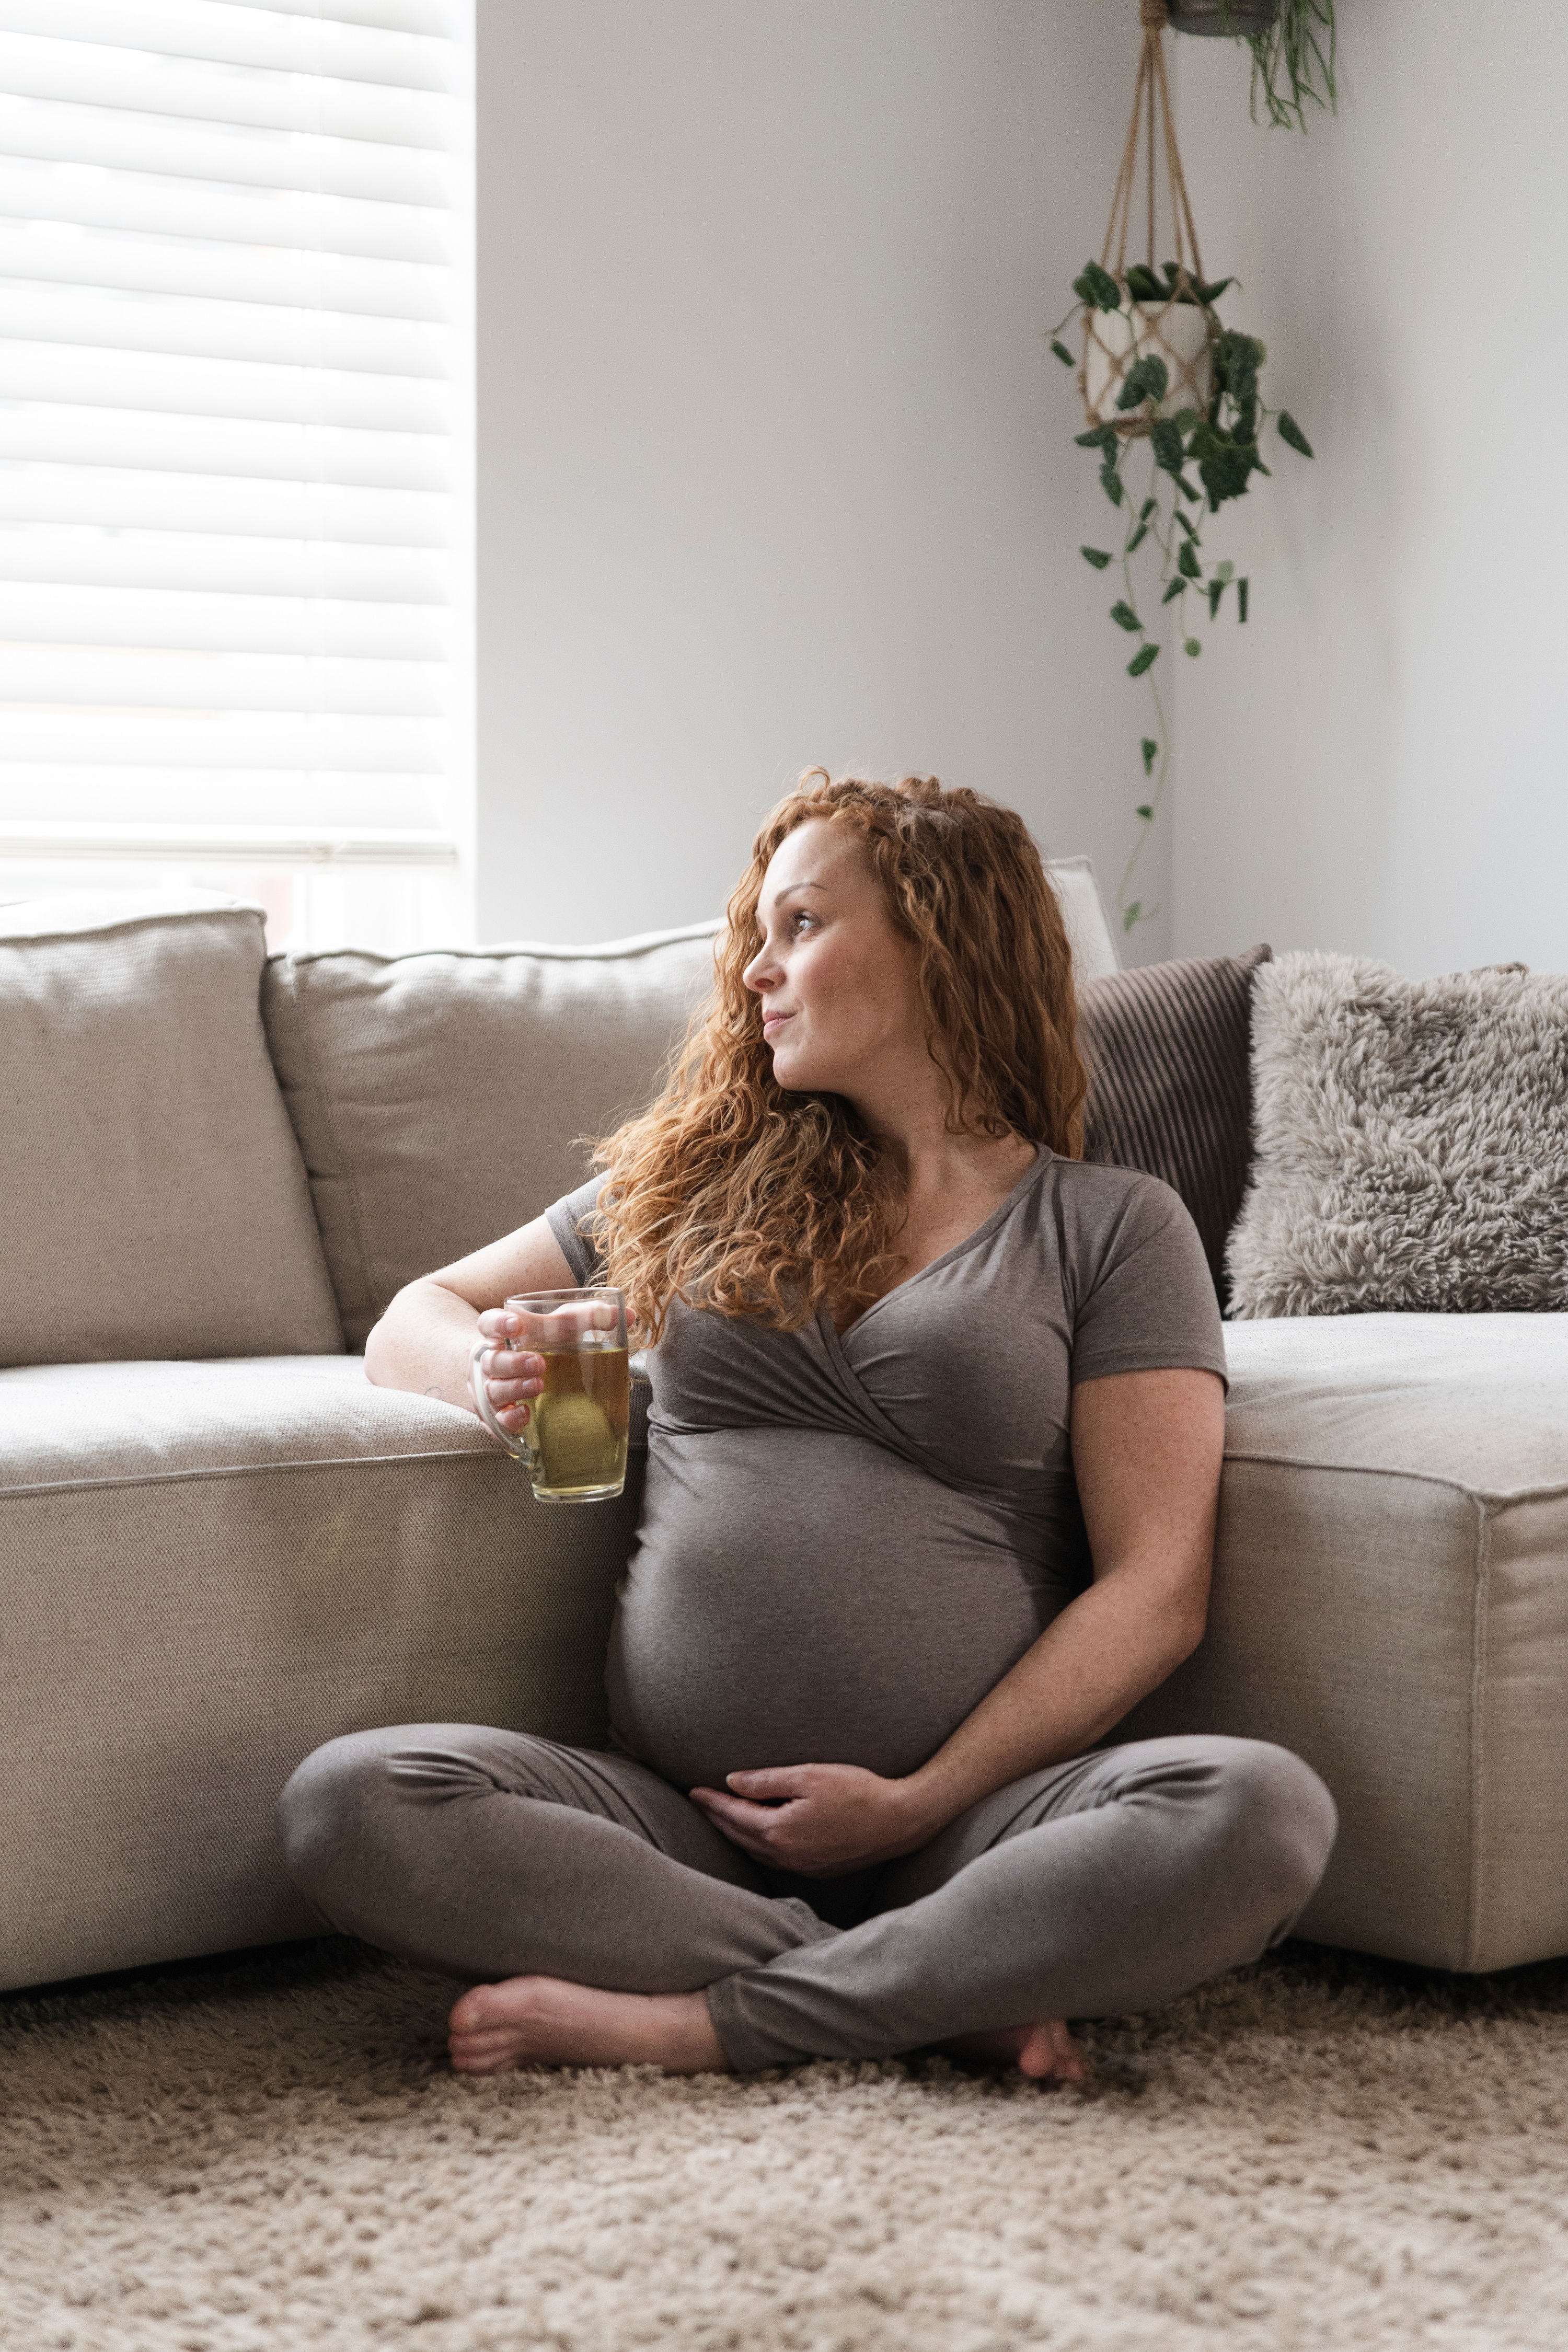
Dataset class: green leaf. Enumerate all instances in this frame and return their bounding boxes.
[1050,339,1076,368]
[1139,496,1158,522]
[1080,545,1113,569]
[1173,408,1201,434]
[1123,901,1143,933]
[1072,274,1095,305]
[1126,642,1159,677]
[1173,510,1198,540]
[1277,410,1315,458]
[1238,577,1250,623]
[1140,739,1158,776]
[1075,424,1115,448]
[1216,559,1235,583]
[1123,263,1166,304]
[1116,354,1170,411]
[1197,441,1259,509]
[1161,577,1185,604]
[1110,599,1142,633]
[1126,521,1150,553]
[1150,419,1185,478]
[1136,803,1154,821]
[1208,578,1226,617]
[1100,462,1125,507]
[1082,259,1122,312]
[1195,276,1237,305]
[1178,537,1202,580]
[1177,475,1202,503]
[1184,637,1203,656]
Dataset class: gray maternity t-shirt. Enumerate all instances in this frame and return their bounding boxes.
[546,1151,1226,1792]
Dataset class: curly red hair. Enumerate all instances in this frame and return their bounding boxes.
[587,771,1086,1339]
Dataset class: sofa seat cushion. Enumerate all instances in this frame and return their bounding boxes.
[0,1357,642,1991]
[0,894,343,1368]
[1119,1312,1568,1972]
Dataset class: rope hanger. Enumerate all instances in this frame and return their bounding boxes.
[1079,0,1217,435]
[1104,0,1207,289]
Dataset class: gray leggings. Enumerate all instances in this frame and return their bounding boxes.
[278,1726,1335,2071]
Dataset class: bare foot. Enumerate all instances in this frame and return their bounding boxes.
[447,1976,730,2076]
[941,2017,1090,2083]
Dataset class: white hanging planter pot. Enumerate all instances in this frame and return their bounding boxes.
[1165,0,1280,32]
[1082,298,1214,431]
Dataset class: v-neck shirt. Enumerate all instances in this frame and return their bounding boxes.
[547,1151,1225,1791]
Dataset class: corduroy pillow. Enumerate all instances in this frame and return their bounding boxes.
[1078,944,1273,1301]
[1227,953,1568,1318]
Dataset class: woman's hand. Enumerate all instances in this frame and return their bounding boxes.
[471,1308,544,1435]
[688,1763,937,1878]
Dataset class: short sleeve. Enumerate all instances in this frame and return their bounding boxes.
[545,1173,609,1287]
[1069,1174,1228,1390]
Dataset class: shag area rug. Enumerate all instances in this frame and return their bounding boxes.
[6,1941,1568,2352]
[1227,952,1568,1319]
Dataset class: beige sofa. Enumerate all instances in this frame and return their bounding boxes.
[3,889,1566,1995]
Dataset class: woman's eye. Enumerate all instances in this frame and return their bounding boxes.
[791,910,815,935]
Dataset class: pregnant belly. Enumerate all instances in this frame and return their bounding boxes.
[606,1425,1077,1791]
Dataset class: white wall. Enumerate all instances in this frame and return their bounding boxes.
[476,1,1167,953]
[1171,3,1568,974]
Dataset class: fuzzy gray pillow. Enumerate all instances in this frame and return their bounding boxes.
[1227,952,1568,1318]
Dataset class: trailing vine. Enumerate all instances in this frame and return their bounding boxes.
[1247,0,1338,132]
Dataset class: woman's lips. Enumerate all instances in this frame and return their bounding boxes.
[762,1011,794,1039]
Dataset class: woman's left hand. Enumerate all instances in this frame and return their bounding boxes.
[688,1763,936,1877]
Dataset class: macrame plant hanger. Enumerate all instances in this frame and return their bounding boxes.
[1081,0,1216,435]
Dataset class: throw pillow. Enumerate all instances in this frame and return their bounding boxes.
[1078,945,1273,1301]
[0,894,344,1367]
[1226,952,1568,1318]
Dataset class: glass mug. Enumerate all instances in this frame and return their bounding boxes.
[470,1287,630,1503]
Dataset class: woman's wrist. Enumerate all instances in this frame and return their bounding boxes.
[890,1765,966,1850]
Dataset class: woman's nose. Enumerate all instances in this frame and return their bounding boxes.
[742,947,776,993]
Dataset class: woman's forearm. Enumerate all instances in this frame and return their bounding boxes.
[897,1565,1206,1839]
[363,1278,483,1412]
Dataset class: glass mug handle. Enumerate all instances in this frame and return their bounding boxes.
[470,1330,529,1460]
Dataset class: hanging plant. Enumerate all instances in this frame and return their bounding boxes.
[1048,0,1316,934]
[1165,0,1339,133]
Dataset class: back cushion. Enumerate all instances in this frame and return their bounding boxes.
[1079,946,1272,1301]
[0,895,344,1367]
[261,924,719,1350]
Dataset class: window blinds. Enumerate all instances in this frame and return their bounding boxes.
[0,0,473,851]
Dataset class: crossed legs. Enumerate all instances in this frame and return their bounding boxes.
[277,1724,1335,2074]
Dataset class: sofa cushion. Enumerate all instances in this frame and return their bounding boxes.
[262,923,721,1351]
[1228,953,1568,1318]
[1116,1311,1568,1973]
[0,1355,646,1990]
[1079,945,1272,1300]
[0,895,343,1368]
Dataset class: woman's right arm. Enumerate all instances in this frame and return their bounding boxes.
[363,1213,578,1433]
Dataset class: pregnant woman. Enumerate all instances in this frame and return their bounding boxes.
[279,771,1335,2083]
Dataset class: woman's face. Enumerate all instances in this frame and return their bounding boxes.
[741,817,926,1104]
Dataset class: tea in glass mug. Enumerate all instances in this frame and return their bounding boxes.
[470,1288,629,1502]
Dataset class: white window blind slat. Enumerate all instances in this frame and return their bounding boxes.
[2,465,447,546]
[0,98,457,207]
[3,1,454,79]
[0,221,448,319]
[0,581,447,654]
[0,156,453,264]
[0,404,448,489]
[3,281,449,376]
